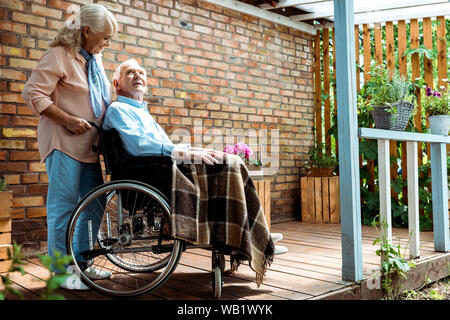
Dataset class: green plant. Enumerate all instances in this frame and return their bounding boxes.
[422,87,449,116]
[371,216,416,300]
[38,251,73,300]
[0,242,72,300]
[305,142,338,169]
[364,63,414,110]
[0,242,27,300]
[0,176,7,192]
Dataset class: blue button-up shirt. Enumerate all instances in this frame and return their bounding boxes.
[103,95,187,157]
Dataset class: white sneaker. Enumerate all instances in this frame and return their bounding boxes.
[60,266,90,291]
[270,233,283,243]
[83,265,112,280]
[274,245,288,255]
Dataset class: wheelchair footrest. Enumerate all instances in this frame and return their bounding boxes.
[152,244,174,254]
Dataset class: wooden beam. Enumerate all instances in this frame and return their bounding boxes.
[333,0,363,282]
[407,141,420,258]
[201,0,316,35]
[430,143,450,252]
[290,1,450,23]
[359,128,450,144]
[378,139,392,245]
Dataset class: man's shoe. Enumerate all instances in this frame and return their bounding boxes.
[83,265,112,280]
[274,245,288,255]
[60,266,90,291]
[270,233,283,243]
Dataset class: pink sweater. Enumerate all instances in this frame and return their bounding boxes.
[22,45,109,163]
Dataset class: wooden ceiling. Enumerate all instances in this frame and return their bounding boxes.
[202,0,450,35]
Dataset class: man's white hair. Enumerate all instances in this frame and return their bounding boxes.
[112,59,147,98]
[112,59,142,83]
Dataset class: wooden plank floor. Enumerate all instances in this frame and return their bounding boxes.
[0,221,443,300]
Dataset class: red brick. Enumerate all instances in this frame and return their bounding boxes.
[0,21,27,34]
[0,103,16,114]
[10,151,41,161]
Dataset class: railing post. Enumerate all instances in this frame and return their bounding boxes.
[430,142,450,252]
[407,141,420,258]
[378,139,392,243]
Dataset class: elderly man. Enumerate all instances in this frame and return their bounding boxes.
[102,59,223,165]
[103,60,277,285]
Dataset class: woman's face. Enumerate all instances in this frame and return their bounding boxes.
[82,27,112,54]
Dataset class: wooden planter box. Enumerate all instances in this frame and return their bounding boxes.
[254,180,271,230]
[0,191,12,273]
[300,176,340,223]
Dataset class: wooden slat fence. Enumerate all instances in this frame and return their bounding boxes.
[313,16,448,209]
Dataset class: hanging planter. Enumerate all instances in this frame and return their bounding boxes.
[364,64,415,131]
[371,101,415,131]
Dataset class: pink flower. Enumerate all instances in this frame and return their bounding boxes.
[244,146,253,159]
[223,145,235,154]
[224,142,254,160]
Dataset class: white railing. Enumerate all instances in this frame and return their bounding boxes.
[359,128,450,258]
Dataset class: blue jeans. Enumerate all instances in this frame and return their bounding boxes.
[45,150,104,270]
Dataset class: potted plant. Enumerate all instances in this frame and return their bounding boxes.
[223,142,263,175]
[0,176,12,220]
[305,143,338,177]
[364,64,415,131]
[422,87,449,135]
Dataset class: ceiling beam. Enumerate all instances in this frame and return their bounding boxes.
[290,2,450,23]
[290,0,450,22]
[202,0,316,34]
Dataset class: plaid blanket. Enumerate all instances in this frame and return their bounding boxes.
[170,154,274,286]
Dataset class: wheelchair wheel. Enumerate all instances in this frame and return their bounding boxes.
[211,251,224,299]
[66,180,183,297]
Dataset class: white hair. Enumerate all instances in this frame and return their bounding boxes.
[112,59,147,99]
[50,4,118,55]
[112,59,142,83]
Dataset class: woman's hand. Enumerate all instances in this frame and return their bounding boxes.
[64,116,92,135]
[41,104,91,135]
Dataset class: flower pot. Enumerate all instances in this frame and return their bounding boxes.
[371,101,414,131]
[308,167,335,177]
[428,115,450,135]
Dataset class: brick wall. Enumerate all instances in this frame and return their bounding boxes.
[0,0,315,252]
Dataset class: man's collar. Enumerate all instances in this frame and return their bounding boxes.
[116,95,147,109]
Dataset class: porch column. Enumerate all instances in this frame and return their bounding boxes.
[333,0,364,282]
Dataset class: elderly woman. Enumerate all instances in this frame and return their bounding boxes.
[22,4,118,290]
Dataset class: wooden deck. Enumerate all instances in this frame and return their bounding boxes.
[2,221,449,300]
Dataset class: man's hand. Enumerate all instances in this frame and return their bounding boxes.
[173,148,223,165]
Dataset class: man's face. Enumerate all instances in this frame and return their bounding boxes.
[115,62,147,99]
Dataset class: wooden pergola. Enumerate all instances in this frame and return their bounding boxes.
[202,0,450,282]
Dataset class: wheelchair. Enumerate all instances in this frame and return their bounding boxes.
[65,122,226,298]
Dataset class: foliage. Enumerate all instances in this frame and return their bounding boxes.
[363,63,415,110]
[0,242,27,300]
[371,216,416,300]
[0,242,72,300]
[422,87,449,116]
[224,142,262,167]
[304,142,338,169]
[37,251,73,300]
[0,176,7,192]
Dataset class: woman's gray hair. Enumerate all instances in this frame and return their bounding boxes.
[50,4,118,55]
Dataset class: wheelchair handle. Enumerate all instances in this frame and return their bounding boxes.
[88,121,101,131]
